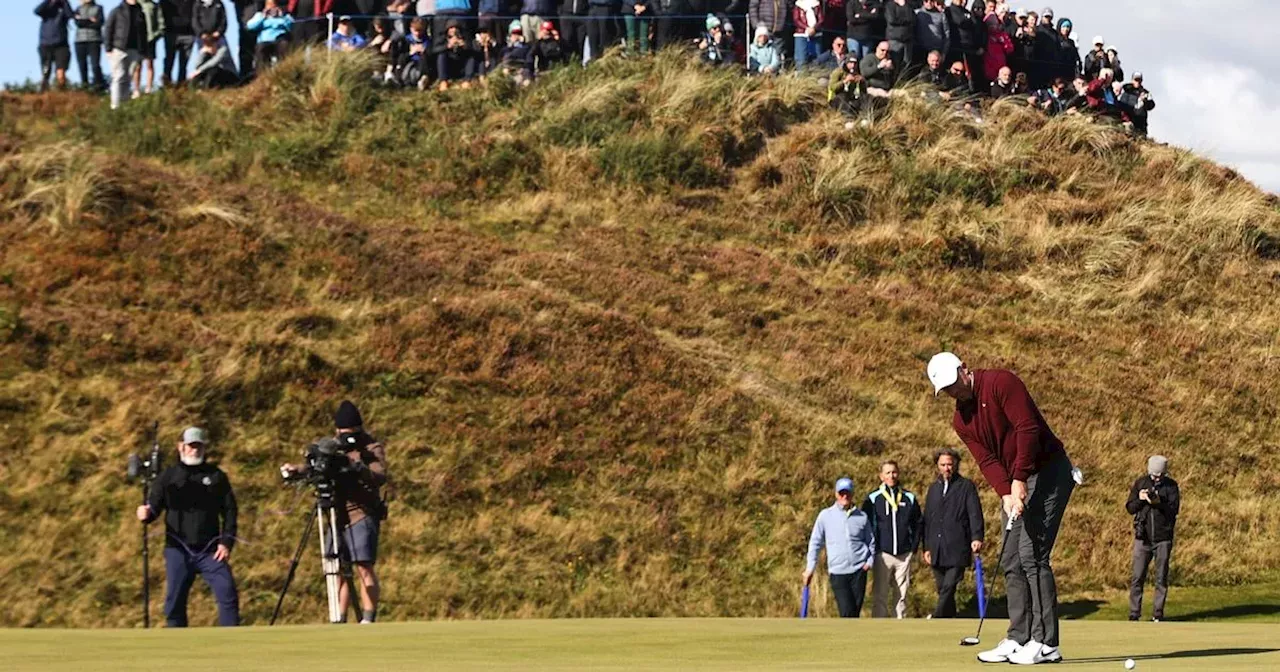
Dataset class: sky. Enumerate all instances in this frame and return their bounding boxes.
[6,0,1278,194]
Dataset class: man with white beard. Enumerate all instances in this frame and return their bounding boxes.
[136,427,240,627]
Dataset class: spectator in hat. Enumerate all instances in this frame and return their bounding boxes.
[1126,456,1180,622]
[328,15,367,51]
[500,20,534,86]
[860,39,897,93]
[884,0,916,77]
[1082,35,1105,80]
[1118,71,1155,135]
[436,20,478,90]
[36,0,76,92]
[915,0,951,71]
[530,20,565,75]
[792,0,824,69]
[623,0,654,56]
[829,55,870,118]
[698,14,732,66]
[923,448,985,619]
[1053,16,1079,81]
[245,0,294,71]
[846,0,885,62]
[136,427,240,627]
[748,25,782,75]
[804,477,876,618]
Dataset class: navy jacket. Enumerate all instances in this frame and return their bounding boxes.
[861,484,923,557]
[923,473,984,568]
[35,0,74,47]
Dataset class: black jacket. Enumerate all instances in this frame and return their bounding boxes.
[192,1,229,38]
[160,0,196,33]
[35,0,74,47]
[144,462,238,552]
[861,484,923,556]
[104,2,147,52]
[945,4,982,53]
[1125,475,1179,543]
[883,1,914,43]
[923,474,984,568]
[846,1,885,43]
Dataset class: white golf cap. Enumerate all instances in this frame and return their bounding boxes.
[926,352,963,395]
[1092,35,1104,45]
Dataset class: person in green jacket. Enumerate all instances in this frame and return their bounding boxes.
[133,0,165,94]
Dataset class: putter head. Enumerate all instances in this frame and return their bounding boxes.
[960,636,981,646]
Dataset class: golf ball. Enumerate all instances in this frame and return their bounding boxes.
[1124,659,1135,670]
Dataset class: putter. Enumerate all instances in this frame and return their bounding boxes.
[960,516,1015,646]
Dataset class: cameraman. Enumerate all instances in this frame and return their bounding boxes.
[136,427,240,627]
[282,400,388,624]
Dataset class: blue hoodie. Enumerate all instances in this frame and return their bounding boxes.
[436,0,471,12]
[246,9,293,44]
[35,0,74,47]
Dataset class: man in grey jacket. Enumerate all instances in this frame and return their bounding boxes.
[804,477,876,617]
[914,0,949,67]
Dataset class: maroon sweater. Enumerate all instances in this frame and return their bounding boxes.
[952,369,1064,497]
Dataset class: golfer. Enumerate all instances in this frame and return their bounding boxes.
[927,352,1074,665]
[803,477,876,618]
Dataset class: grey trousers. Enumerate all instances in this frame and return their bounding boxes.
[1001,452,1075,648]
[1130,539,1172,619]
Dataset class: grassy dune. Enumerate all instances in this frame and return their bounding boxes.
[4,619,1280,671]
[1,49,1278,628]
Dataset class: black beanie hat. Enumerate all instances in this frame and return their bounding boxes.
[335,400,363,429]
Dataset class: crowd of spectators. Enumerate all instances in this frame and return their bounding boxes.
[33,0,1155,133]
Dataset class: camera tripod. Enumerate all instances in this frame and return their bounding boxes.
[270,489,358,625]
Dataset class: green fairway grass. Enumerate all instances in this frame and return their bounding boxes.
[4,619,1278,671]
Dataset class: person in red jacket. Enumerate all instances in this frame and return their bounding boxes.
[792,0,824,69]
[927,351,1076,666]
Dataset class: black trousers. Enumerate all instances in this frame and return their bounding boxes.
[829,570,867,618]
[75,41,105,88]
[254,39,290,72]
[932,565,965,618]
[585,6,614,61]
[164,32,196,83]
[561,16,588,62]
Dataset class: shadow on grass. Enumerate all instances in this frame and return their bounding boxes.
[1171,604,1280,621]
[1064,648,1280,665]
[957,596,1102,620]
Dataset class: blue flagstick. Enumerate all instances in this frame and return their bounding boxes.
[800,585,810,618]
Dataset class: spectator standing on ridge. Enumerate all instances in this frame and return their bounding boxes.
[821,0,847,51]
[35,0,75,92]
[845,0,884,62]
[160,0,196,86]
[584,0,617,63]
[193,0,228,51]
[190,32,239,87]
[862,461,923,620]
[623,0,654,56]
[792,0,824,69]
[1118,72,1154,135]
[233,0,261,80]
[73,0,107,91]
[748,25,782,75]
[134,0,164,95]
[105,0,146,108]
[981,12,1010,84]
[560,0,590,63]
[1126,455,1180,622]
[1104,45,1123,83]
[520,0,555,46]
[1053,16,1079,82]
[288,0,333,46]
[1081,34,1104,80]
[923,448,984,619]
[915,0,950,72]
[749,0,789,61]
[245,0,293,72]
[329,15,367,50]
[804,477,876,618]
[884,0,915,76]
[945,0,984,94]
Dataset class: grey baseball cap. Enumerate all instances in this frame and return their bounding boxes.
[182,427,209,445]
[1147,455,1168,476]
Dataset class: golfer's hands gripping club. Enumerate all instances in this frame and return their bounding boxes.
[1003,479,1028,520]
[801,569,814,586]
